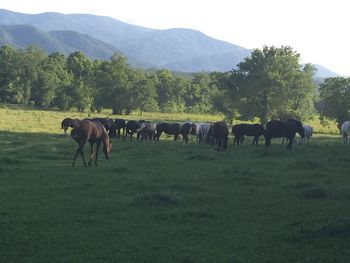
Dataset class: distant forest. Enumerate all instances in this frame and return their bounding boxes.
[0,44,349,125]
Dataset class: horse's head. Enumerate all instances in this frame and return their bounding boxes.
[103,139,112,160]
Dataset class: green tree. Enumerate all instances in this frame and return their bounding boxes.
[319,77,350,130]
[67,51,93,111]
[93,53,131,114]
[229,46,317,124]
[128,70,159,114]
[156,69,175,109]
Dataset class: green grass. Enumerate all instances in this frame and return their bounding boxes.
[0,106,349,262]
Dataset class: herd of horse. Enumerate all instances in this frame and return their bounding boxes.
[61,117,350,167]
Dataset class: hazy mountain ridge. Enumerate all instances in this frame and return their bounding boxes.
[0,8,251,72]
[0,8,340,77]
[0,24,120,59]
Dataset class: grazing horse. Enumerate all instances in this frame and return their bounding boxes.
[92,118,114,132]
[180,122,195,144]
[125,120,144,141]
[114,119,126,139]
[265,119,305,149]
[61,118,80,135]
[71,119,112,167]
[212,121,229,152]
[155,122,181,142]
[198,123,213,144]
[340,121,350,144]
[137,122,157,142]
[192,123,203,143]
[232,124,265,146]
[301,125,313,144]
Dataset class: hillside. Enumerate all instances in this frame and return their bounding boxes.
[0,24,119,59]
[0,9,341,76]
[0,9,251,72]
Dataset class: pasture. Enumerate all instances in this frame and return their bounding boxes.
[0,106,350,262]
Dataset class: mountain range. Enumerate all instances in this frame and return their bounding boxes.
[0,8,339,78]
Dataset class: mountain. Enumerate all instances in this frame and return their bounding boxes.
[0,9,341,76]
[312,64,339,78]
[0,8,250,72]
[0,24,120,59]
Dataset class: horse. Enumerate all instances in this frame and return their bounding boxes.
[155,122,181,142]
[265,119,305,149]
[179,122,195,144]
[136,122,157,142]
[301,125,313,144]
[61,118,80,135]
[198,123,213,144]
[92,118,114,132]
[212,121,229,152]
[232,123,265,146]
[114,119,126,139]
[125,120,144,141]
[340,121,350,144]
[71,119,112,167]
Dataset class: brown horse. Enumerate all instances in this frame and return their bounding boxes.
[61,118,80,135]
[71,119,112,167]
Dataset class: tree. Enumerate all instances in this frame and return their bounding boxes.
[0,45,16,103]
[228,46,317,124]
[93,53,133,114]
[128,70,159,114]
[156,69,175,110]
[67,51,93,111]
[319,77,350,130]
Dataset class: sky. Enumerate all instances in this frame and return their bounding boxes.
[1,0,349,76]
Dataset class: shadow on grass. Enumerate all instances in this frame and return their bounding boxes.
[134,192,175,207]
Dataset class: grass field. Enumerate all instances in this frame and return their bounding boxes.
[0,106,349,262]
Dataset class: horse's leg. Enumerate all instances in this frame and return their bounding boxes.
[156,131,162,142]
[252,136,256,145]
[265,136,271,148]
[254,136,259,146]
[72,145,82,167]
[287,135,295,149]
[64,127,68,135]
[73,144,86,167]
[88,142,94,166]
[94,142,101,166]
[184,133,188,144]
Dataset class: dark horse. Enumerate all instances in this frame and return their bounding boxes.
[155,122,180,142]
[180,122,195,144]
[71,119,112,167]
[212,121,229,152]
[232,124,265,146]
[61,118,80,135]
[114,119,126,139]
[125,120,145,141]
[265,119,305,149]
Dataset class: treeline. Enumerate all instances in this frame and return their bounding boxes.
[1,44,349,126]
[0,45,224,115]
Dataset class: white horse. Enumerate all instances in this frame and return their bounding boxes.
[301,125,313,144]
[341,121,350,144]
[199,123,212,143]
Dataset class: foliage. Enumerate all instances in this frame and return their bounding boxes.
[0,44,326,121]
[319,76,350,129]
[227,46,317,124]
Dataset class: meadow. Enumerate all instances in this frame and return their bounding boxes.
[0,106,349,262]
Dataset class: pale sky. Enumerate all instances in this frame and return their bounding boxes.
[1,0,349,76]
